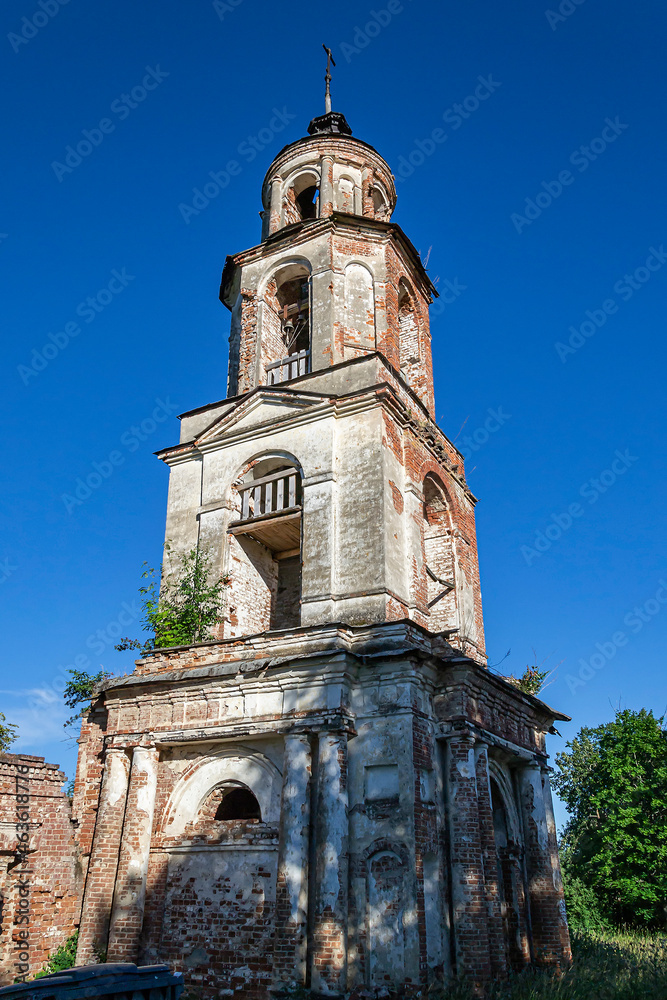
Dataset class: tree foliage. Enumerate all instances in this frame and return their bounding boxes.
[553,708,667,928]
[0,712,18,752]
[63,669,111,728]
[62,548,226,731]
[116,547,226,654]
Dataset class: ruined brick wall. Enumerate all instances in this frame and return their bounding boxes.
[0,754,82,985]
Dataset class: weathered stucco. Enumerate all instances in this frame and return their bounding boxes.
[1,109,571,996]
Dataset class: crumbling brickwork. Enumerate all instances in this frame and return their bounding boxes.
[0,755,82,985]
[16,105,570,998]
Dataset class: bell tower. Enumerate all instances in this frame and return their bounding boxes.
[73,79,572,998]
[161,99,485,655]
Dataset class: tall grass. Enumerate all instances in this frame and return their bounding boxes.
[441,930,667,1000]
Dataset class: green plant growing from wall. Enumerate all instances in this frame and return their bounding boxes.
[115,546,227,654]
[61,548,226,730]
[34,931,79,978]
[63,669,111,728]
[505,664,551,695]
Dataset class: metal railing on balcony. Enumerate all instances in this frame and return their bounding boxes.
[266,349,310,385]
[237,468,301,523]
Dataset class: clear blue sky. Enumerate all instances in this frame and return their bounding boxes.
[1,0,665,830]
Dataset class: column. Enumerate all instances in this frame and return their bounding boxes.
[311,732,349,994]
[361,165,374,216]
[76,747,130,965]
[273,734,312,986]
[445,733,491,987]
[320,155,334,216]
[269,177,282,234]
[474,744,508,978]
[518,762,571,968]
[107,745,159,962]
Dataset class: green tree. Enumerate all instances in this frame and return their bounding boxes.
[115,547,227,653]
[116,548,226,654]
[63,669,111,728]
[553,708,667,928]
[0,712,18,752]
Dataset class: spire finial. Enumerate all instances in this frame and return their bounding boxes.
[322,44,335,114]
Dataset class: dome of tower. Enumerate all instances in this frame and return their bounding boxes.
[260,111,397,240]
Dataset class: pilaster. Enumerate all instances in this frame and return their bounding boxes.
[273,734,312,985]
[107,745,159,962]
[76,747,130,965]
[311,731,349,994]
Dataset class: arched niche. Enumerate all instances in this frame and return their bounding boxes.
[225,453,303,637]
[364,840,409,986]
[488,762,530,970]
[422,474,457,632]
[336,174,356,213]
[372,183,391,220]
[161,747,282,841]
[283,170,319,226]
[260,259,312,384]
[344,262,375,355]
[398,280,420,387]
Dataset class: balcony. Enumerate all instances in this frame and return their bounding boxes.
[266,349,310,385]
[229,468,301,554]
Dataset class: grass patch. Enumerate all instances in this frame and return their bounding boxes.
[440,930,667,999]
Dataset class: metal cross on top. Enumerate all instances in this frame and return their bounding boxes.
[322,43,336,114]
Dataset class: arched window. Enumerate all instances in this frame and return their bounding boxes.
[284,172,319,225]
[398,281,420,387]
[261,262,311,384]
[215,785,261,821]
[226,457,303,637]
[422,475,456,632]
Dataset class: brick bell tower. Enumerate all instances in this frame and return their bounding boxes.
[73,84,571,996]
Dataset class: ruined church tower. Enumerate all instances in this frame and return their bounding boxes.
[72,100,571,995]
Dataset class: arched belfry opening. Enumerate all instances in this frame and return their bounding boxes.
[422,474,457,632]
[261,262,311,385]
[284,171,320,225]
[226,457,303,637]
